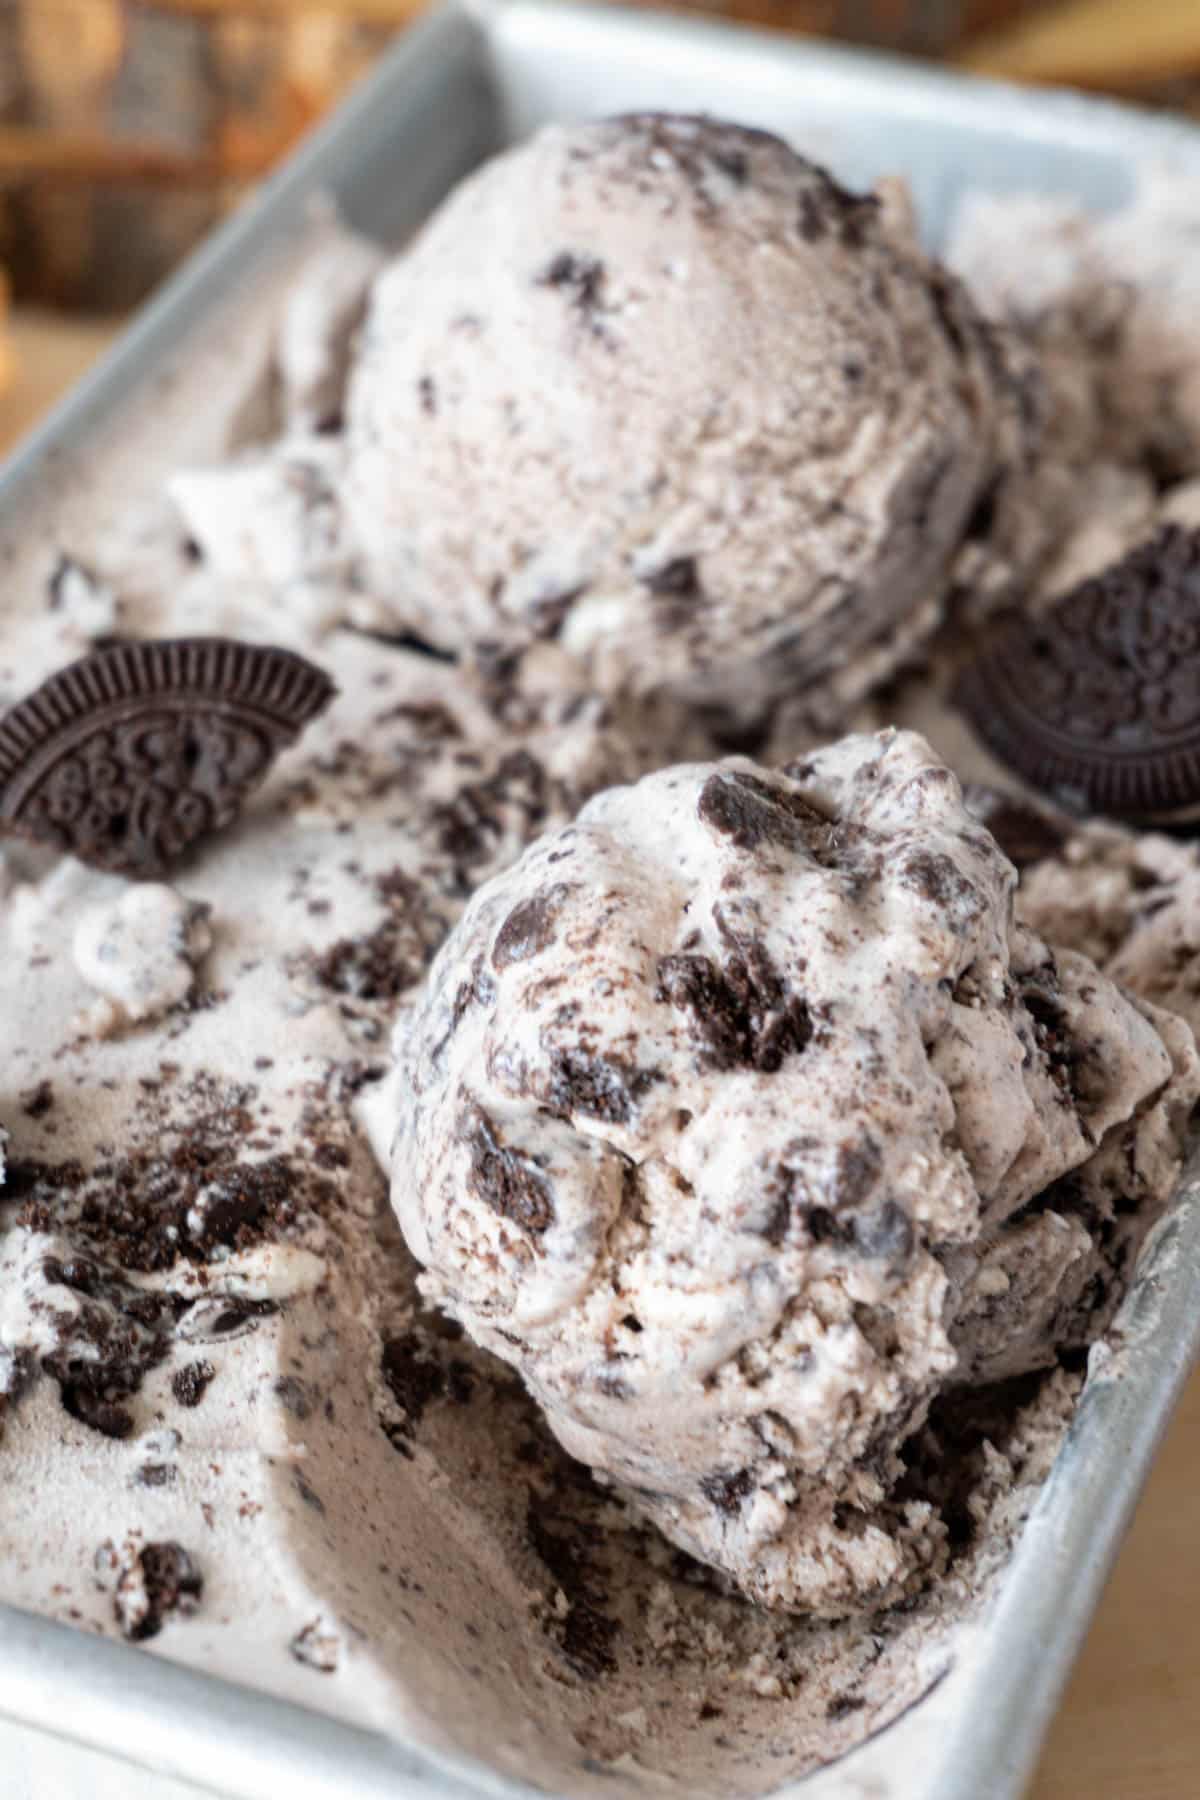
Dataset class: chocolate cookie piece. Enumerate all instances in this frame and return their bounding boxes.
[954,527,1200,824]
[961,784,1070,871]
[0,637,335,876]
[113,1541,203,1641]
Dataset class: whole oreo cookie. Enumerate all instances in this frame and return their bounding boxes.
[954,525,1200,824]
[0,636,335,876]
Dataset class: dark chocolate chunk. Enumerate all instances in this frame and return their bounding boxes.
[778,1132,912,1267]
[177,1295,279,1343]
[35,1251,180,1439]
[134,1463,177,1488]
[114,1542,203,1641]
[0,637,335,876]
[759,1187,793,1246]
[642,556,701,599]
[312,1141,349,1171]
[961,784,1069,871]
[379,1331,472,1456]
[607,113,797,217]
[20,1079,53,1119]
[348,625,455,665]
[953,527,1200,823]
[835,191,880,251]
[467,1107,554,1234]
[312,867,445,1003]
[807,1206,854,1248]
[62,1391,135,1440]
[543,1048,659,1125]
[431,749,549,889]
[595,1370,632,1400]
[185,1156,296,1253]
[492,885,570,970]
[312,921,432,1003]
[526,1496,619,1680]
[172,1361,215,1408]
[15,1120,301,1282]
[712,147,748,184]
[790,161,881,251]
[699,1468,753,1517]
[658,927,812,1074]
[697,768,832,858]
[798,189,826,242]
[381,1332,447,1437]
[536,252,605,318]
[899,849,981,914]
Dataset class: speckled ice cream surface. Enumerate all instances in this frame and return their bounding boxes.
[0,135,1200,1800]
[391,733,1196,1619]
[341,114,1039,729]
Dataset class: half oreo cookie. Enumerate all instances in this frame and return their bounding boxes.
[0,636,335,876]
[953,525,1200,825]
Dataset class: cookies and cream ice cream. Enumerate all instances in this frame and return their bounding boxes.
[342,114,1035,724]
[390,732,1196,1616]
[2,109,1200,1800]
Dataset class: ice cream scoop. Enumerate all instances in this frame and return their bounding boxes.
[390,731,1197,1616]
[344,115,1032,727]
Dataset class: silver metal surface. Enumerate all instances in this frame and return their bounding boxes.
[3,5,1200,1797]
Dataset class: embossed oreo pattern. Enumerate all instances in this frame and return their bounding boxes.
[0,638,335,875]
[955,526,1200,822]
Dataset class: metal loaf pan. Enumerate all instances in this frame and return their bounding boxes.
[3,5,1200,1797]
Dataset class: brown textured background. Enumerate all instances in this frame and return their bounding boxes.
[2,5,1200,1800]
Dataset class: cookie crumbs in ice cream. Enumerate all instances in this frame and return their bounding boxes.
[391,729,1197,1617]
[110,1540,204,1641]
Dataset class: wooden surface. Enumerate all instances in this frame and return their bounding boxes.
[2,315,1199,1800]
[961,0,1200,88]
[0,311,118,447]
